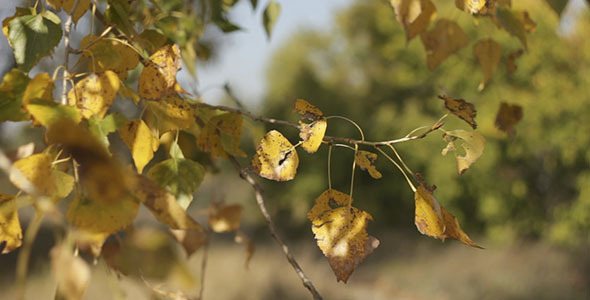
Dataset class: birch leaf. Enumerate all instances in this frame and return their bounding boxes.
[307,189,350,222]
[442,130,485,174]
[391,0,437,41]
[438,95,477,129]
[299,119,327,153]
[473,39,502,90]
[251,130,299,181]
[420,19,468,69]
[0,68,30,122]
[138,44,182,100]
[67,71,120,119]
[495,102,523,136]
[67,194,139,234]
[355,151,382,179]
[0,194,22,254]
[119,119,158,173]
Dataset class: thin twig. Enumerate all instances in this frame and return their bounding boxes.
[228,156,323,300]
[195,102,299,129]
[61,0,82,104]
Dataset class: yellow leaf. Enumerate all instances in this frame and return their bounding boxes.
[138,44,182,100]
[145,96,195,134]
[441,130,485,174]
[67,71,120,119]
[79,34,139,77]
[208,203,242,233]
[0,194,22,254]
[74,231,110,259]
[51,243,91,300]
[311,206,379,283]
[294,98,324,121]
[420,19,468,69]
[495,102,523,136]
[129,174,205,231]
[53,170,75,202]
[414,185,482,248]
[299,119,327,153]
[10,152,56,196]
[506,49,524,73]
[22,72,54,107]
[391,0,437,41]
[119,119,157,173]
[197,112,246,158]
[455,0,487,14]
[438,94,478,129]
[46,0,91,23]
[169,229,208,257]
[307,189,350,222]
[251,130,299,181]
[25,99,82,127]
[355,150,382,179]
[473,39,502,90]
[67,194,139,234]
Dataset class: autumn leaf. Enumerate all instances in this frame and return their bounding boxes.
[251,130,299,181]
[414,185,482,248]
[209,203,242,233]
[311,206,379,283]
[10,152,56,196]
[0,68,30,122]
[67,71,120,119]
[495,102,523,136]
[496,7,529,50]
[545,0,569,17]
[53,170,75,202]
[119,119,158,173]
[78,34,139,78]
[145,96,195,134]
[506,49,524,73]
[438,94,477,129]
[0,194,22,254]
[51,243,91,300]
[138,44,182,100]
[294,98,323,121]
[67,194,139,234]
[455,0,487,14]
[25,99,82,127]
[441,130,485,174]
[294,99,327,153]
[73,231,110,259]
[307,189,350,222]
[88,112,127,148]
[391,0,437,41]
[169,229,208,257]
[129,174,205,231]
[473,39,502,91]
[197,111,246,158]
[420,19,468,69]
[517,11,536,33]
[21,72,54,107]
[46,0,91,23]
[355,150,383,179]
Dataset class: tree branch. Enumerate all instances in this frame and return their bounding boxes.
[61,0,82,104]
[228,156,323,300]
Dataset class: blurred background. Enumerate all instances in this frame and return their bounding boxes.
[0,0,588,299]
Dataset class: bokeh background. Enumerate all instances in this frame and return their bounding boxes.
[0,0,588,299]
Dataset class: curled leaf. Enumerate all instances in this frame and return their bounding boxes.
[438,95,477,129]
[355,151,382,179]
[442,129,485,174]
[414,185,482,248]
[495,102,523,136]
[251,130,299,181]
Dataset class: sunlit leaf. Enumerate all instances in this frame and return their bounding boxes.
[51,243,91,300]
[79,34,139,77]
[119,119,158,173]
[495,102,523,136]
[414,185,482,248]
[2,7,33,48]
[455,0,487,14]
[355,150,383,179]
[263,1,281,39]
[506,48,524,73]
[420,19,468,69]
[67,194,139,234]
[169,229,208,257]
[496,7,528,50]
[10,152,55,196]
[53,170,75,202]
[0,194,22,254]
[298,119,327,153]
[67,71,120,119]
[391,0,437,41]
[0,68,30,122]
[73,230,110,259]
[438,94,477,129]
[307,189,350,222]
[25,99,82,127]
[22,72,54,107]
[473,39,502,91]
[46,0,91,23]
[209,203,242,233]
[129,174,205,231]
[251,130,299,181]
[441,130,485,174]
[6,10,62,72]
[294,98,323,121]
[138,44,182,100]
[145,96,195,134]
[311,206,379,283]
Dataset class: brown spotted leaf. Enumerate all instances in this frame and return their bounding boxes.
[307,189,351,222]
[197,112,246,158]
[420,19,468,69]
[294,98,323,121]
[298,119,327,153]
[145,96,195,134]
[67,71,120,119]
[251,130,299,181]
[438,95,477,129]
[138,44,182,100]
[355,151,382,179]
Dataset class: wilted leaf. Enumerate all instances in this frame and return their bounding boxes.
[79,34,139,77]
[46,0,91,23]
[441,130,485,174]
[506,48,524,73]
[197,112,246,158]
[355,151,383,179]
[438,95,477,129]
[67,194,139,234]
[0,68,30,122]
[263,1,281,39]
[312,206,379,283]
[169,229,208,257]
[391,0,437,41]
[495,102,523,136]
[420,19,468,69]
[6,10,62,72]
[51,243,91,300]
[474,39,502,90]
[138,44,182,100]
[119,119,158,173]
[209,203,242,233]
[67,71,120,119]
[307,189,351,222]
[294,98,324,121]
[25,99,82,127]
[298,119,327,153]
[10,152,55,196]
[145,96,195,134]
[251,130,299,181]
[496,7,528,50]
[0,194,22,254]
[130,174,205,231]
[414,185,482,248]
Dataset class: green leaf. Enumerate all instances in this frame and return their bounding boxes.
[105,0,136,37]
[263,1,281,39]
[88,112,127,148]
[250,0,258,9]
[7,11,63,72]
[0,68,30,122]
[26,99,82,127]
